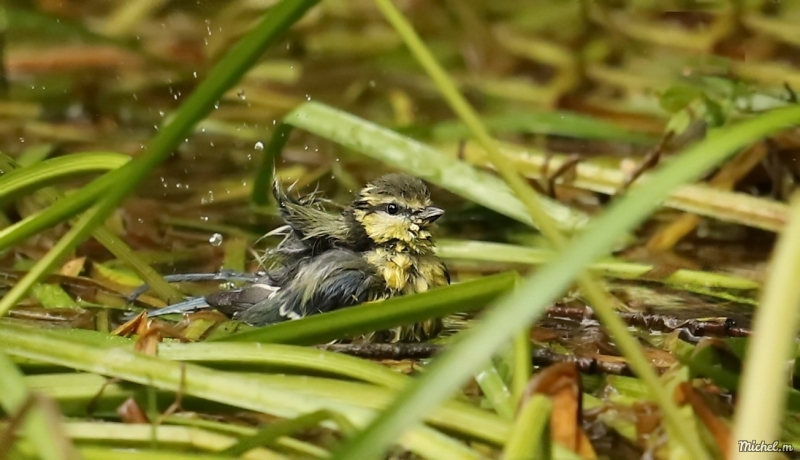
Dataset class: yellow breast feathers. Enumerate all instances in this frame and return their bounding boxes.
[366,249,448,294]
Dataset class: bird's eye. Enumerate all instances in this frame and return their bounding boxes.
[386,203,399,215]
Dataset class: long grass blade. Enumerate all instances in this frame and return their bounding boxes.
[502,394,554,460]
[0,0,320,318]
[0,153,182,302]
[284,102,589,232]
[436,239,760,293]
[730,191,800,459]
[157,342,408,389]
[0,352,76,460]
[216,272,517,344]
[330,101,800,459]
[429,110,654,144]
[0,322,485,460]
[0,152,129,205]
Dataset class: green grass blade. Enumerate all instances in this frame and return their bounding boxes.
[252,123,292,206]
[0,153,181,302]
[0,323,483,460]
[215,272,517,344]
[157,342,408,389]
[246,374,509,446]
[437,239,760,293]
[0,352,75,460]
[474,361,514,420]
[0,323,318,419]
[7,6,137,46]
[4,326,507,456]
[502,394,553,460]
[731,192,800,459]
[0,152,129,206]
[330,104,800,460]
[24,371,508,449]
[76,447,237,460]
[511,331,531,406]
[0,0,320,318]
[220,410,355,456]
[0,172,113,253]
[429,110,654,144]
[11,421,286,459]
[283,101,588,232]
[14,331,407,389]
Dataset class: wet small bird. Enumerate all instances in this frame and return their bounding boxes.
[137,173,450,342]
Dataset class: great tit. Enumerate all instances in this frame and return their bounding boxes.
[135,173,449,342]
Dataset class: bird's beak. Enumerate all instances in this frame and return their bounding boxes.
[419,206,444,224]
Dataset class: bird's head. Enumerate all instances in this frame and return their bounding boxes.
[347,173,444,252]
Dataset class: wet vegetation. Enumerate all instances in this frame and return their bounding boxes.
[1,0,800,459]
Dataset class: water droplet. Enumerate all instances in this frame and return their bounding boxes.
[305,94,312,101]
[214,102,220,109]
[369,80,376,88]
[209,233,223,246]
[18,138,24,143]
[237,90,246,100]
[254,141,264,150]
[201,216,209,221]
[193,71,198,78]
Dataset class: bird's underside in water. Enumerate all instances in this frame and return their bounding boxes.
[132,173,450,343]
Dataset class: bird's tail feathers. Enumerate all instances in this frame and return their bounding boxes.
[140,297,211,319]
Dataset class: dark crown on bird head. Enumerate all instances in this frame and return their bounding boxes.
[345,173,444,251]
[356,173,431,204]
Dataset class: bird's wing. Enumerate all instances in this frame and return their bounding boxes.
[273,181,348,251]
[234,249,380,326]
